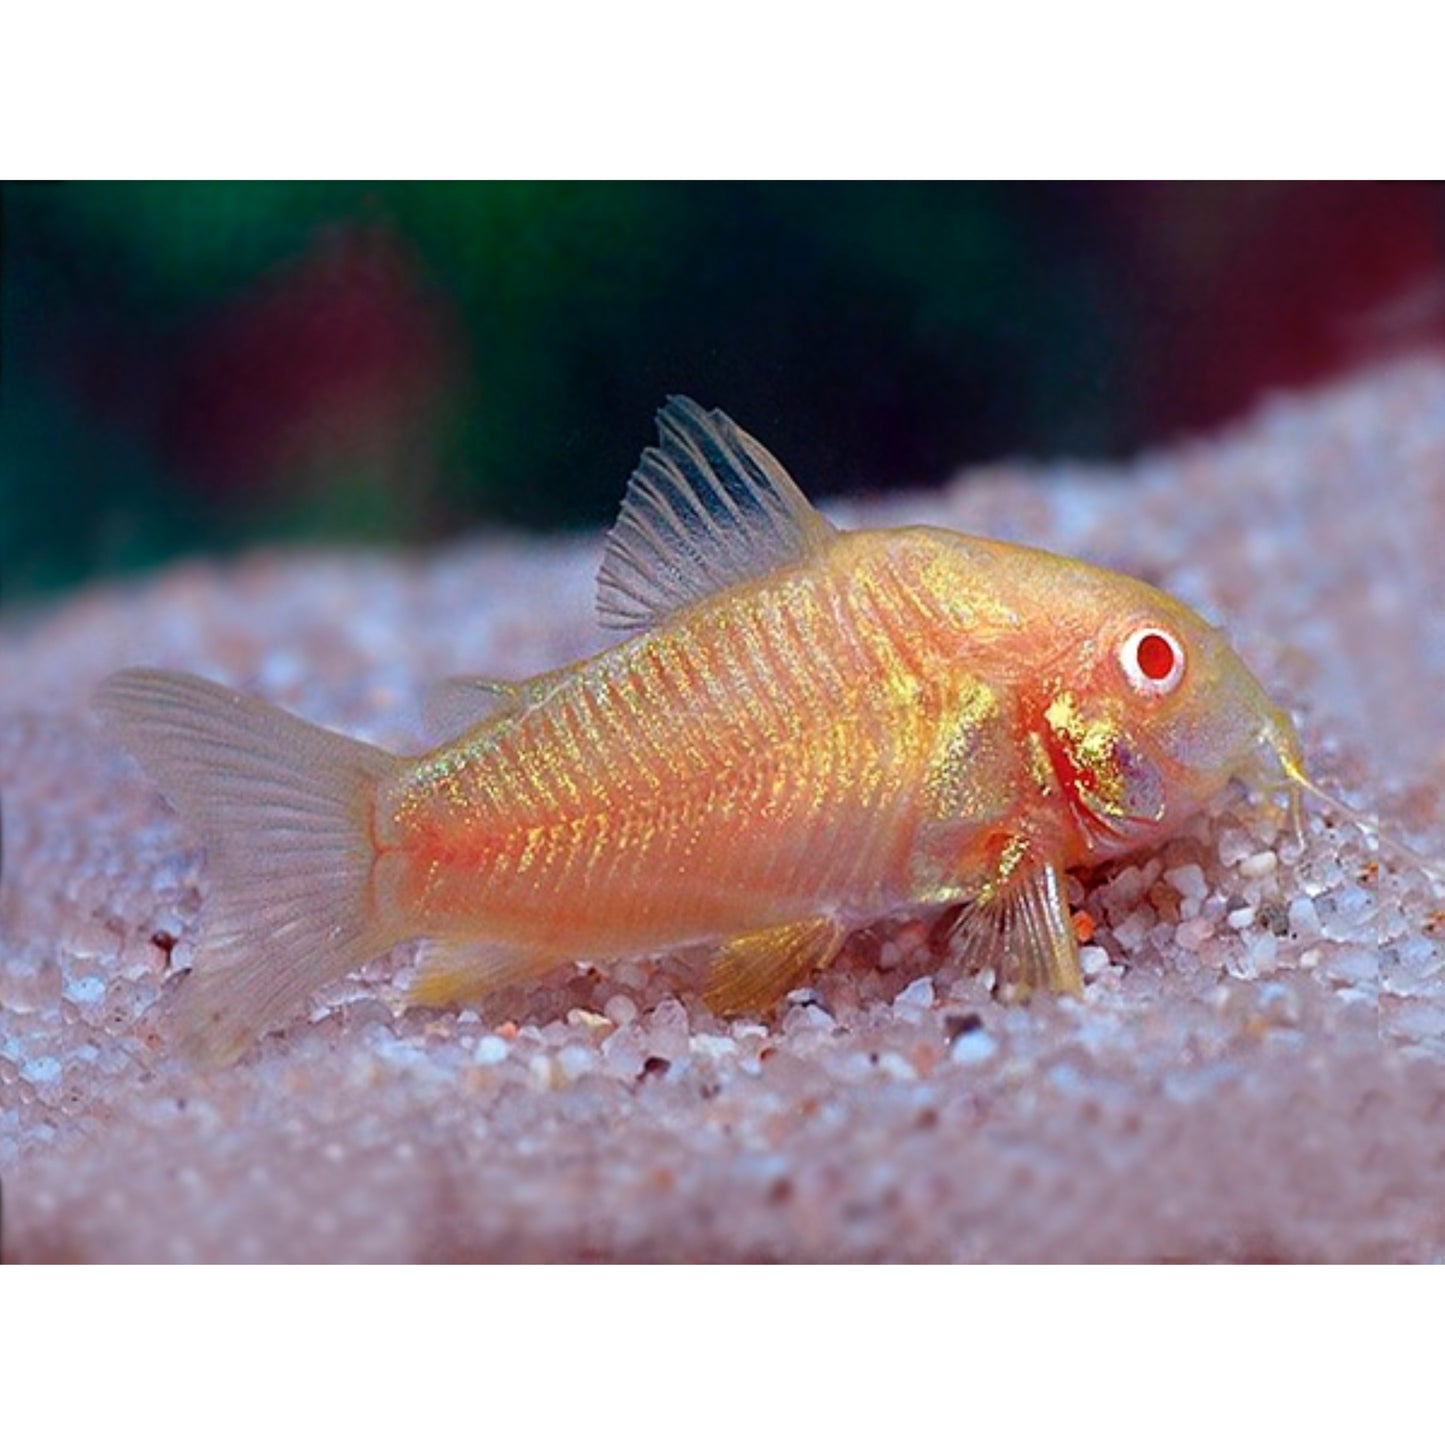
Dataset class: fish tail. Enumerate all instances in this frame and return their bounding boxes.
[94,667,401,1063]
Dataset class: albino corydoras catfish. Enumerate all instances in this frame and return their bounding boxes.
[98,397,1393,1062]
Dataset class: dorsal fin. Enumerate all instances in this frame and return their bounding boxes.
[596,396,836,633]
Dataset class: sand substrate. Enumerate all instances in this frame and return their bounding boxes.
[2,361,1442,1262]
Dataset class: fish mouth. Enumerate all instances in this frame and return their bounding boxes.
[1260,708,1308,792]
[1259,709,1311,845]
[1254,707,1443,890]
[1228,706,1305,805]
[1258,707,1354,830]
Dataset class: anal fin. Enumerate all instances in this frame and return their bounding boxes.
[953,853,1082,1002]
[701,916,846,1016]
[407,936,558,1009]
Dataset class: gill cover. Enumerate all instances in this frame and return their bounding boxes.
[1042,692,1167,851]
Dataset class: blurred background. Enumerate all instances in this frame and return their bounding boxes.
[1,180,1442,604]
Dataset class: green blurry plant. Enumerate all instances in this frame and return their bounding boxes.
[1,181,1142,602]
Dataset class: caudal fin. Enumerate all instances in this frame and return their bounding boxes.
[95,668,400,1062]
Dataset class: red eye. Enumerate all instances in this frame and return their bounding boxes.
[1137,631,1176,681]
[1121,627,1185,697]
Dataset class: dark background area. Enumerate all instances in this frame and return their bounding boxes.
[1,181,1441,603]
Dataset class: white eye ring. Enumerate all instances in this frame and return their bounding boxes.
[1120,626,1186,697]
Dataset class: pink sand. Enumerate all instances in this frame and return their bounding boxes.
[1,361,1441,1261]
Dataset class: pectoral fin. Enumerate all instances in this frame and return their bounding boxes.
[702,916,846,1015]
[953,854,1082,1002]
[407,936,558,1009]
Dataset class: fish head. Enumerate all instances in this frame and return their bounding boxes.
[1015,554,1440,888]
[1024,568,1305,857]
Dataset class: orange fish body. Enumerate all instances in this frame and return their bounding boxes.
[384,529,1015,971]
[97,398,1321,1061]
